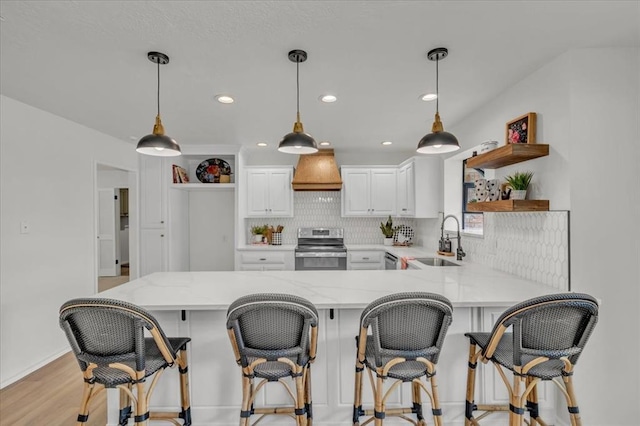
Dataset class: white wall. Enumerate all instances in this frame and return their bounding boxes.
[0,95,139,387]
[565,48,639,426]
[444,48,639,425]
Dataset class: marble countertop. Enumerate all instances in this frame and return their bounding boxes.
[98,262,562,311]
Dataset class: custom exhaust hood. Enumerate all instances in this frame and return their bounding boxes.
[291,149,343,191]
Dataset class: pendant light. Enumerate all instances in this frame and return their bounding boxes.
[278,49,318,154]
[136,51,181,157]
[417,47,460,154]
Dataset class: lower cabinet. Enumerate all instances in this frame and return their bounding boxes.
[237,250,294,271]
[348,250,384,270]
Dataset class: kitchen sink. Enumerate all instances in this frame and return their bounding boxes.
[415,257,460,267]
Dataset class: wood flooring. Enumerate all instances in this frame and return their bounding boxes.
[0,352,106,425]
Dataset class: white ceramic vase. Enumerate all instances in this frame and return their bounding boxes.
[384,237,393,246]
[510,190,527,200]
[252,234,264,243]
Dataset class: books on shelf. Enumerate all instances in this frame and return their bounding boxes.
[172,164,190,183]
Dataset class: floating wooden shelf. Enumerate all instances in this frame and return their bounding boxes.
[466,200,549,212]
[170,183,236,191]
[466,144,549,169]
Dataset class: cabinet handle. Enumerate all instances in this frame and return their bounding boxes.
[161,221,164,224]
[160,234,164,237]
[259,258,266,261]
[363,257,369,260]
[402,208,407,211]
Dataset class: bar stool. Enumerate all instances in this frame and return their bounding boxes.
[352,292,454,426]
[59,298,192,426]
[464,293,599,426]
[226,293,319,426]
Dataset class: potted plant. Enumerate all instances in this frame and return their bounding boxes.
[380,216,398,246]
[504,171,533,200]
[250,225,268,243]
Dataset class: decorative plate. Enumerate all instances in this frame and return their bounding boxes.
[195,158,232,183]
[393,225,415,244]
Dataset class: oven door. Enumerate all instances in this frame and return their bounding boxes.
[295,251,347,271]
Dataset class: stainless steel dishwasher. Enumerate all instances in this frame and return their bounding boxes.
[384,252,398,270]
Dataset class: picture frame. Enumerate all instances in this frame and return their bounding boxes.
[505,112,536,144]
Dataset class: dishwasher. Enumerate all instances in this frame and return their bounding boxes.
[384,252,398,270]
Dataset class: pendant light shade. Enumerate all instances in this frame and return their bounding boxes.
[278,49,318,154]
[417,47,460,154]
[136,52,181,157]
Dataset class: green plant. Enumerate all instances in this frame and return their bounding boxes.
[504,171,534,190]
[380,216,398,238]
[251,225,268,235]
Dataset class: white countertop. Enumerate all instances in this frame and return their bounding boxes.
[98,262,562,311]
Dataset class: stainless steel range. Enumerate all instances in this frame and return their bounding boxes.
[295,228,347,271]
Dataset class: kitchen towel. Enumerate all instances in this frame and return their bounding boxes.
[400,257,415,270]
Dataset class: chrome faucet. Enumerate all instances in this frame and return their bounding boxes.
[441,214,466,261]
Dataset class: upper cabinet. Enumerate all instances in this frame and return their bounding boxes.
[397,157,441,218]
[341,167,397,217]
[246,167,294,217]
[465,144,549,169]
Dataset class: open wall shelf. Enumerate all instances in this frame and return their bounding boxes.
[466,200,549,212]
[466,144,549,169]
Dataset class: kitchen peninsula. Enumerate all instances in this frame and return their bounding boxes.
[98,264,566,425]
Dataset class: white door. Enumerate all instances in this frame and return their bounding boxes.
[140,228,166,276]
[246,169,269,216]
[267,169,293,217]
[370,168,397,216]
[98,188,118,276]
[342,169,371,216]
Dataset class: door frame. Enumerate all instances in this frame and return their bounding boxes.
[93,161,139,293]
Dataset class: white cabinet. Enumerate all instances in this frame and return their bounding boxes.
[140,228,166,276]
[246,167,293,217]
[140,155,166,228]
[237,250,294,271]
[341,167,397,217]
[139,145,239,276]
[397,157,441,218]
[348,250,384,270]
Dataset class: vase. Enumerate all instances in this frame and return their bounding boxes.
[252,234,264,243]
[384,237,393,246]
[510,190,527,200]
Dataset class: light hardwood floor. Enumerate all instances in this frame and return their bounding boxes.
[0,352,106,425]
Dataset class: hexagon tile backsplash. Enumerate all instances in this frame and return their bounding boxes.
[246,191,416,245]
[462,211,570,290]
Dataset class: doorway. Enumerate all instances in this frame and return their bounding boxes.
[95,163,137,293]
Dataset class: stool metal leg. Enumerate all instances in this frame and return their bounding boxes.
[305,365,313,426]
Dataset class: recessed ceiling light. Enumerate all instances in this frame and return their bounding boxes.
[319,94,337,103]
[421,93,437,101]
[256,142,268,147]
[381,141,393,146]
[215,95,234,104]
[319,141,331,146]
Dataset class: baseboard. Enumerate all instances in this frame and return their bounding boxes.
[0,348,69,389]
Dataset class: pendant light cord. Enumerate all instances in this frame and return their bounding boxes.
[296,58,300,115]
[435,56,439,114]
[157,59,161,116]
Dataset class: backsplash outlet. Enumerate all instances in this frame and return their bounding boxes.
[246,191,416,245]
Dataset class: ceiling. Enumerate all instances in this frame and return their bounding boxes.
[1,1,638,155]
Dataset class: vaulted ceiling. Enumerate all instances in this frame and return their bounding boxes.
[1,1,638,154]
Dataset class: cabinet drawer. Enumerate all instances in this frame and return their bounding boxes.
[348,251,383,263]
[240,252,286,264]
